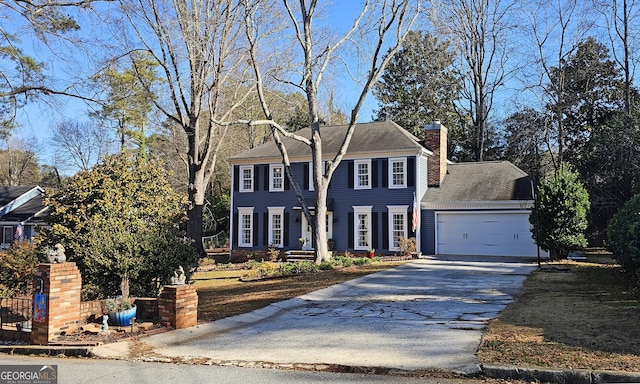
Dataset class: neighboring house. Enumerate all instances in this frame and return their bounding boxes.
[0,185,48,249]
[229,120,543,259]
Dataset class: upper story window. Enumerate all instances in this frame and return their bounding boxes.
[238,207,254,247]
[389,157,407,189]
[354,159,371,190]
[239,166,253,192]
[270,164,284,192]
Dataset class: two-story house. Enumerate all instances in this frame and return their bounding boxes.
[229,120,543,260]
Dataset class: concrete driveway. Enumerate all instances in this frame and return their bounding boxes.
[92,256,536,373]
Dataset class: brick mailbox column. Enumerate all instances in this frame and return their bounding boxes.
[31,262,82,345]
[158,285,198,329]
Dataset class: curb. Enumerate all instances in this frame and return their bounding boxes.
[0,345,92,357]
[482,363,640,384]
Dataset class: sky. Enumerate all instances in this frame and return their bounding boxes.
[13,1,392,168]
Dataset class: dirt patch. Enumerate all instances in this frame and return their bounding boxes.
[479,256,640,372]
[194,260,411,322]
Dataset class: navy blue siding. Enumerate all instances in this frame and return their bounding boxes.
[422,210,436,255]
[232,157,418,254]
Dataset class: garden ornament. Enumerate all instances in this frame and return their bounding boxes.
[46,243,66,263]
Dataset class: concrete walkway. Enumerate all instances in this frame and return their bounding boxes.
[92,256,536,374]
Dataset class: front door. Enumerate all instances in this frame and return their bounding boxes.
[300,212,333,251]
[301,214,313,250]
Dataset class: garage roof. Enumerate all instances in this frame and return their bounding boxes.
[423,161,533,202]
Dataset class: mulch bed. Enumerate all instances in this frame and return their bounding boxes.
[50,322,170,346]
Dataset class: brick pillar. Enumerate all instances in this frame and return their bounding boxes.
[31,262,82,345]
[158,285,198,329]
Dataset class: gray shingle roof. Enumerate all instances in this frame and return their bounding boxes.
[229,120,426,162]
[423,161,533,202]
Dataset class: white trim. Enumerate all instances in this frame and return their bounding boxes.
[269,164,284,192]
[354,159,371,190]
[352,206,373,250]
[268,207,285,247]
[237,207,254,247]
[387,205,409,251]
[423,200,535,210]
[308,161,314,191]
[239,166,254,193]
[229,149,429,166]
[388,157,407,189]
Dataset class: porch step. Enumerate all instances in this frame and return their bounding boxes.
[283,250,334,262]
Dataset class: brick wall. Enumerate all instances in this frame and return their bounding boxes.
[31,263,82,345]
[158,285,198,329]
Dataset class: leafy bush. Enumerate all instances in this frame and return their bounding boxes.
[352,257,372,266]
[319,260,334,270]
[0,241,41,296]
[608,193,640,277]
[297,261,318,274]
[531,165,590,259]
[333,255,353,268]
[39,153,198,300]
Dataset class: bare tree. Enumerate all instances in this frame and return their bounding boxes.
[232,0,421,263]
[430,0,515,161]
[520,0,593,168]
[114,0,256,254]
[50,119,114,172]
[0,136,41,186]
[593,0,640,115]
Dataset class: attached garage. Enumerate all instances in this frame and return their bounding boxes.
[435,211,539,257]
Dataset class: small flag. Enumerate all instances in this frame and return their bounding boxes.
[412,192,419,232]
[14,223,23,240]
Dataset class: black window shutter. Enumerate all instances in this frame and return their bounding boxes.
[284,213,290,247]
[372,212,379,250]
[372,160,378,188]
[263,212,268,246]
[382,212,389,250]
[233,166,239,191]
[254,165,260,191]
[348,161,354,189]
[253,213,259,246]
[304,163,309,190]
[264,166,269,191]
[382,159,388,188]
[285,171,290,190]
[408,157,415,187]
[348,212,354,248]
[233,213,238,246]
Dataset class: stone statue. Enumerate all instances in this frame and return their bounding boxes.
[102,314,109,333]
[46,243,66,263]
[170,265,186,285]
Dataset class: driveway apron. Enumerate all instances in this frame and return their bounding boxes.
[94,256,536,373]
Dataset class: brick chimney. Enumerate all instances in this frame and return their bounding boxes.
[424,120,447,187]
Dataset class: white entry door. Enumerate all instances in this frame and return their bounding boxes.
[300,212,333,251]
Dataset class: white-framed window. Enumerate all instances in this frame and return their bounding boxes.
[268,207,285,247]
[238,207,254,247]
[270,164,284,192]
[239,166,253,192]
[353,206,372,250]
[389,157,407,189]
[387,205,408,251]
[354,159,371,190]
[309,161,327,191]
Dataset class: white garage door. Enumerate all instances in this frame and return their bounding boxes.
[436,211,539,257]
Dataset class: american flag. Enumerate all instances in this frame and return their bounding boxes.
[412,192,419,233]
[14,223,23,240]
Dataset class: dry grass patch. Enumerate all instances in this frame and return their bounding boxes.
[194,261,410,323]
[479,257,640,372]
